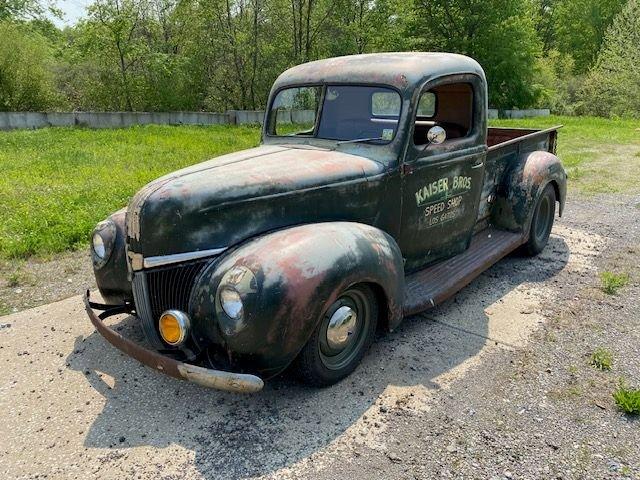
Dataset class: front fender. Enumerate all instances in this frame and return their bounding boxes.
[188,222,404,378]
[492,151,567,232]
[93,209,132,305]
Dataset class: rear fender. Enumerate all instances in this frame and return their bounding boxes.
[492,151,567,233]
[189,222,405,378]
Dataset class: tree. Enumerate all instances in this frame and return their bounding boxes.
[554,0,626,73]
[409,0,543,109]
[581,0,640,118]
[0,21,61,110]
[0,0,62,24]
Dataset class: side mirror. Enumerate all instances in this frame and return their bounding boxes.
[427,126,446,145]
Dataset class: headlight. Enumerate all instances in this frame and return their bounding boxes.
[92,233,106,259]
[91,219,116,269]
[219,286,243,319]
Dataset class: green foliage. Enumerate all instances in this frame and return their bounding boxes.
[0,21,62,111]
[553,0,626,74]
[2,0,640,117]
[613,382,640,415]
[599,271,630,295]
[533,50,582,113]
[581,0,640,118]
[590,348,613,371]
[410,0,543,109]
[0,125,260,259]
[0,0,53,20]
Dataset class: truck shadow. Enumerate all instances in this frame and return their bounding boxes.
[67,234,570,479]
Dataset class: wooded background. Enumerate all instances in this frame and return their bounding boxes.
[1,0,639,117]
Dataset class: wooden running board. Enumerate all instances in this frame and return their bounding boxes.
[403,228,525,316]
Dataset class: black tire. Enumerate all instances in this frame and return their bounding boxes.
[523,183,556,256]
[293,284,378,387]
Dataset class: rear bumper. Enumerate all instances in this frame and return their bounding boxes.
[83,291,264,393]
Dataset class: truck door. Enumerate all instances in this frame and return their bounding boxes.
[399,75,487,271]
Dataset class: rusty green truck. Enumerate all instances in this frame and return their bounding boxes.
[85,52,566,393]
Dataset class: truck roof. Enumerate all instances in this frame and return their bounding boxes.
[272,52,486,94]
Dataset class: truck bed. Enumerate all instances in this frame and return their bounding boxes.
[477,125,562,224]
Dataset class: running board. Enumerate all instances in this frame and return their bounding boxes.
[403,228,526,316]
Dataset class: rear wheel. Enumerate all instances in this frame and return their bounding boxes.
[294,284,378,387]
[523,183,556,256]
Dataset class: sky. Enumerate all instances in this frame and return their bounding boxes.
[51,0,90,26]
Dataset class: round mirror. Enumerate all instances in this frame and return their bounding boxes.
[427,126,446,145]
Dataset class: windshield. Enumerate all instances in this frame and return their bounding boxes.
[267,85,401,144]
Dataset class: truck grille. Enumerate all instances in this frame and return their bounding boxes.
[132,260,209,348]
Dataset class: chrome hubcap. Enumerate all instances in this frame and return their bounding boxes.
[326,306,358,350]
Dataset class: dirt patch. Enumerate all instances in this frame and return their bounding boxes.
[0,249,95,316]
[569,144,640,194]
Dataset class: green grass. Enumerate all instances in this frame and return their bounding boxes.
[590,347,613,371]
[0,125,260,259]
[613,382,640,415]
[1,115,640,260]
[599,271,630,295]
[490,115,640,194]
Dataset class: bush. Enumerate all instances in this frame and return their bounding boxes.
[0,21,62,111]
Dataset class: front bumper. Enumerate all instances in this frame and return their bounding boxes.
[83,291,264,393]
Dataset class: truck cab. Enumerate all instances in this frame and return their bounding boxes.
[86,53,567,393]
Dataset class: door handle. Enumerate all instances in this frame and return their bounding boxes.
[471,161,485,169]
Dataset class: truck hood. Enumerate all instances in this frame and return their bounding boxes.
[126,145,387,257]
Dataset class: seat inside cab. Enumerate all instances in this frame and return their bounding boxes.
[414,83,474,145]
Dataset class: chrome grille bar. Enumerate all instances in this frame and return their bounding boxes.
[132,272,165,349]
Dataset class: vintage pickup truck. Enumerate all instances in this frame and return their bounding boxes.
[85,52,566,393]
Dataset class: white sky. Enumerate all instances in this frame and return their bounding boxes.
[51,0,90,26]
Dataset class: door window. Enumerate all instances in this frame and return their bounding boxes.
[414,83,474,145]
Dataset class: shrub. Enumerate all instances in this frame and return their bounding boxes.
[0,21,62,111]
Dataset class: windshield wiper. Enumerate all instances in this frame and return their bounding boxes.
[336,137,385,145]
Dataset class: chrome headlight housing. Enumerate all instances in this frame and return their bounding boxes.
[219,286,244,320]
[91,219,117,269]
[215,266,258,336]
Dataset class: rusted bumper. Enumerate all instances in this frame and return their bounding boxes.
[83,291,264,393]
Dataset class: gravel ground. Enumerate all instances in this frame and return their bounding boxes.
[0,249,95,316]
[0,195,638,479]
[281,195,640,480]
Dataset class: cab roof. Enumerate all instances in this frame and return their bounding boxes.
[271,52,486,94]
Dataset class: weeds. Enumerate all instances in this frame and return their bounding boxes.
[613,381,640,415]
[599,271,630,295]
[6,271,20,287]
[590,348,613,371]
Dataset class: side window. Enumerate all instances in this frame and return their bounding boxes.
[414,83,474,146]
[417,92,436,117]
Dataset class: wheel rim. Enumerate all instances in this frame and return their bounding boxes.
[534,194,553,242]
[318,288,370,371]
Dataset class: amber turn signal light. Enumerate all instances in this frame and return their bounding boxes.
[158,310,190,346]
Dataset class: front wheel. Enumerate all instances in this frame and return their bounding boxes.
[523,183,556,256]
[293,284,378,387]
